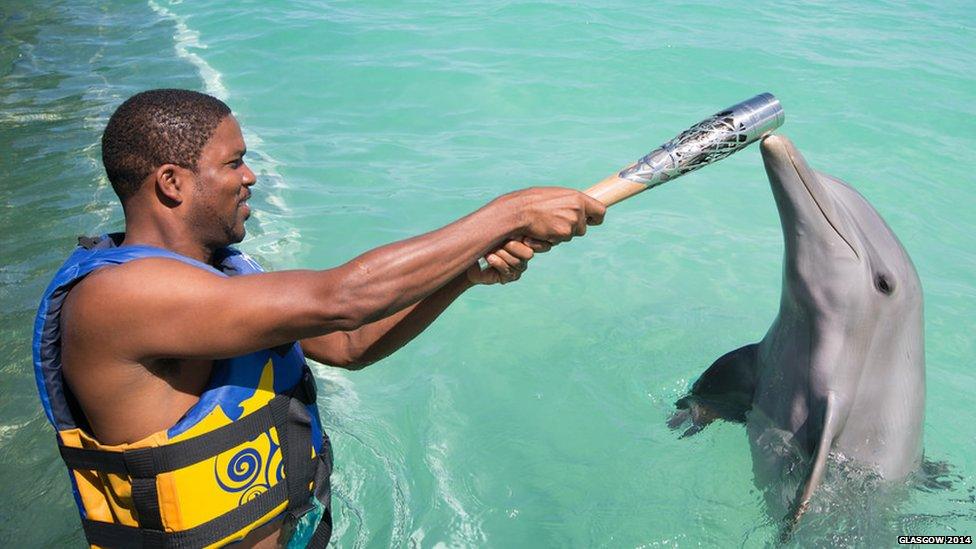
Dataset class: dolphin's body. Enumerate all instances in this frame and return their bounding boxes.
[670,135,925,526]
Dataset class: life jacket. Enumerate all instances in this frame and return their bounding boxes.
[33,234,333,548]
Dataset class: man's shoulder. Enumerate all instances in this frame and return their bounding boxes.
[66,257,220,317]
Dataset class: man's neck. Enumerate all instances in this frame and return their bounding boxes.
[121,228,217,265]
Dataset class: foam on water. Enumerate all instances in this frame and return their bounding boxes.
[424,377,486,547]
[146,0,228,101]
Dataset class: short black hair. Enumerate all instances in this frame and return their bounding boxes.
[101,89,231,202]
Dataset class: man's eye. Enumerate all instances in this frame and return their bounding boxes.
[229,159,243,168]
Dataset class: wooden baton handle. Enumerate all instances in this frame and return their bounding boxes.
[582,167,651,207]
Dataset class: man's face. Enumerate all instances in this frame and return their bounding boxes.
[187,115,256,247]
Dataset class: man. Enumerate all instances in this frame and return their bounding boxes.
[33,89,605,547]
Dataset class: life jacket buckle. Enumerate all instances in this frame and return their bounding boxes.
[292,367,317,405]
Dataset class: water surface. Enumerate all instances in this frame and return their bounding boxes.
[2,1,974,546]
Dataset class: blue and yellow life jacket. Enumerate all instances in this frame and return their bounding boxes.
[33,234,333,548]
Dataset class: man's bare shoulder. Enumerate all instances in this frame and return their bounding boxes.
[69,256,222,308]
[63,257,224,353]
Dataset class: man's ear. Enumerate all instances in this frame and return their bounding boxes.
[154,163,191,205]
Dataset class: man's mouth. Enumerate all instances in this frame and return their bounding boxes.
[239,192,251,216]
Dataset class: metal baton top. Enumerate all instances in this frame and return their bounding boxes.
[619,93,785,188]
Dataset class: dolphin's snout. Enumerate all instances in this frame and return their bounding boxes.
[762,133,860,260]
[760,133,788,155]
[760,134,800,176]
[761,133,813,217]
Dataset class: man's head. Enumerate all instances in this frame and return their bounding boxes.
[102,89,256,247]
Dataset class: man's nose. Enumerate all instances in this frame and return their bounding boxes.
[242,163,257,186]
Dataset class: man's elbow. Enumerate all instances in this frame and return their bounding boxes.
[302,332,374,371]
[323,315,366,333]
[333,337,379,370]
[318,351,374,370]
[335,358,374,371]
[315,276,383,333]
[310,299,370,333]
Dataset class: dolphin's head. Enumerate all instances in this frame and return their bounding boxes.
[760,134,922,326]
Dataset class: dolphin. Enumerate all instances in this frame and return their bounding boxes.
[668,134,925,530]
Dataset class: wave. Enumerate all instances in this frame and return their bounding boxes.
[146,0,227,101]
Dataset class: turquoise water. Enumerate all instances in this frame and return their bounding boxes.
[2,0,974,546]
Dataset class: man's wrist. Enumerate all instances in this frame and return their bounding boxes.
[486,192,528,240]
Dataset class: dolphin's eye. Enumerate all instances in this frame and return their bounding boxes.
[875,274,893,295]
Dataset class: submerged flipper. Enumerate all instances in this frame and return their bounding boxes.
[916,458,959,492]
[668,344,759,437]
[781,391,839,541]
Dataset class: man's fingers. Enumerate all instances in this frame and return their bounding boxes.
[552,228,573,243]
[522,237,552,253]
[574,213,588,237]
[503,240,534,262]
[494,248,527,272]
[582,194,607,225]
[478,239,535,284]
[467,262,500,285]
[485,253,515,278]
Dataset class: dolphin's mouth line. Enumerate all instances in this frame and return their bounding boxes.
[786,148,860,260]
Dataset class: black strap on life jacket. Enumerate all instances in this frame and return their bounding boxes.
[58,369,332,548]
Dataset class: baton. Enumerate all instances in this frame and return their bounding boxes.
[479,92,785,269]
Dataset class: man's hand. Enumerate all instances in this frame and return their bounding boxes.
[505,187,607,243]
[471,187,605,285]
[467,238,552,285]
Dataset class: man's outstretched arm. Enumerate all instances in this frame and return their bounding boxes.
[65,188,605,364]
[301,239,544,368]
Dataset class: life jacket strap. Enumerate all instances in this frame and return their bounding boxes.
[276,370,316,524]
[81,473,292,548]
[58,395,286,476]
[79,455,330,548]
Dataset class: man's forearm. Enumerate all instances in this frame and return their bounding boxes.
[302,272,474,368]
[321,196,521,330]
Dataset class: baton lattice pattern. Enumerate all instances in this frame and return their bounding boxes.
[619,110,753,187]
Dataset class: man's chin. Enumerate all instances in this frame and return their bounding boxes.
[232,215,250,242]
[227,224,247,245]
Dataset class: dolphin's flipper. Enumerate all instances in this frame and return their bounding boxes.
[781,391,840,541]
[668,344,759,437]
[916,458,960,492]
